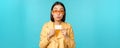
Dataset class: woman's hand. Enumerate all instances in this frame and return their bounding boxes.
[47,29,55,40]
[61,28,69,38]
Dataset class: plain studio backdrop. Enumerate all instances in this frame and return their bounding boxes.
[0,0,120,48]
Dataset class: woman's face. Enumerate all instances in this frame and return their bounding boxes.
[52,5,64,21]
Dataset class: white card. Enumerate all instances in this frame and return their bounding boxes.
[55,25,62,29]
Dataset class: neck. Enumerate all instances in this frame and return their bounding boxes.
[54,20,62,25]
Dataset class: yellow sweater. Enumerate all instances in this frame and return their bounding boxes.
[39,21,75,48]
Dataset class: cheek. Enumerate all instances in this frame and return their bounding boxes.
[52,13,56,18]
[60,14,64,18]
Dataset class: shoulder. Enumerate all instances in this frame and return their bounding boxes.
[44,21,52,25]
[63,22,72,28]
[42,21,53,28]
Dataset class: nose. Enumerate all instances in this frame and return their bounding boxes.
[56,12,60,15]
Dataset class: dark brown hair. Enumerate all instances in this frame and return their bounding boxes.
[50,1,66,22]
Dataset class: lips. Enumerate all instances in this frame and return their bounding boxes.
[57,16,61,19]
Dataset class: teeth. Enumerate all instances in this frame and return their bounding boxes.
[55,25,62,29]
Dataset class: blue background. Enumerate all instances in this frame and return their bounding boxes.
[0,0,120,48]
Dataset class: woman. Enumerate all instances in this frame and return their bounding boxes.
[39,1,75,48]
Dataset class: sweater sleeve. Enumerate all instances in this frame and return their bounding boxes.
[39,24,49,48]
[65,26,75,48]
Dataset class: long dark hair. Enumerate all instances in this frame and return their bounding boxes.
[50,1,66,22]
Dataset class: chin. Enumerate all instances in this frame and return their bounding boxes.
[56,19,62,21]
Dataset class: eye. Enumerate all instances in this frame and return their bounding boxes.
[52,10,57,13]
[60,10,64,12]
[52,10,64,14]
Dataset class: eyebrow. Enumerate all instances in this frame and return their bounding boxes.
[53,7,64,10]
[60,8,64,10]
